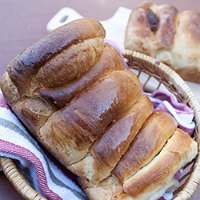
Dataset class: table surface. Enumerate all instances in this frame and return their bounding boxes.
[0,0,200,199]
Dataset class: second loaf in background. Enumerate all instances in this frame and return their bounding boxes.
[125,1,200,83]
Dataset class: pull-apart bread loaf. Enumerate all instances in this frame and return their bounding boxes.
[1,18,197,200]
[125,1,200,83]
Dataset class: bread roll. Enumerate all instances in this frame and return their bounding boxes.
[39,70,142,166]
[38,43,125,108]
[83,129,197,200]
[5,18,106,96]
[1,18,197,200]
[113,110,178,182]
[125,1,200,83]
[68,95,153,183]
[124,128,197,199]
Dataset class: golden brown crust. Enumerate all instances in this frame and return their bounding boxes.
[113,110,178,182]
[38,43,125,108]
[68,95,153,183]
[91,95,152,181]
[83,129,197,200]
[6,18,105,95]
[12,97,54,137]
[39,71,142,166]
[156,5,177,49]
[1,17,198,200]
[36,37,104,88]
[125,2,153,56]
[125,2,200,83]
[123,129,197,199]
[125,2,177,56]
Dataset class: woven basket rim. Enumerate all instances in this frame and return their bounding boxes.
[0,50,200,200]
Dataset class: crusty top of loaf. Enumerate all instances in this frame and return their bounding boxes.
[82,128,197,200]
[123,128,197,199]
[67,95,153,183]
[39,70,142,166]
[38,43,125,109]
[7,18,106,95]
[113,110,178,182]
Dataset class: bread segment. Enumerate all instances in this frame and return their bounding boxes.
[38,43,125,108]
[113,110,178,181]
[68,95,153,183]
[36,37,104,87]
[13,97,54,136]
[39,71,142,166]
[123,128,197,199]
[83,129,197,200]
[7,18,106,95]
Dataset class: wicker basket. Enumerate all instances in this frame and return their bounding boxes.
[0,50,200,200]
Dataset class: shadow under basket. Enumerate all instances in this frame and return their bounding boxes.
[0,50,200,200]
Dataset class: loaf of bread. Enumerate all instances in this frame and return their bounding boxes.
[125,1,200,83]
[1,18,197,200]
[83,128,197,200]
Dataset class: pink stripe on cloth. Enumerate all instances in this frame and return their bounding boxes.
[145,89,195,135]
[0,139,61,200]
[146,90,193,113]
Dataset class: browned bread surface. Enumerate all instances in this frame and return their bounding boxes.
[1,18,198,200]
[39,70,142,166]
[125,1,200,83]
[83,129,197,200]
[113,110,178,182]
[68,95,153,183]
[38,43,125,109]
[123,128,197,199]
[7,18,105,94]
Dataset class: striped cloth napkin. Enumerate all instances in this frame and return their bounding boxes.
[146,90,195,135]
[0,89,195,200]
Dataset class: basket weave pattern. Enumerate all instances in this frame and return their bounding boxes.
[0,50,200,200]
